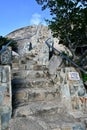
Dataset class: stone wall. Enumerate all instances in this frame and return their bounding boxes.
[0,47,12,65]
[0,66,12,130]
[56,67,87,117]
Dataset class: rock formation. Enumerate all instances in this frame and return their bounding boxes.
[4,25,87,130]
[6,25,52,55]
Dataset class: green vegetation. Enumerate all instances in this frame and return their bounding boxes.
[36,0,87,72]
[0,36,18,52]
[82,73,87,82]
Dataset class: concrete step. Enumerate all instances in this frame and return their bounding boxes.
[12,86,60,107]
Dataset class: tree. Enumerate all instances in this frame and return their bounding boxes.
[36,0,87,71]
[0,36,18,52]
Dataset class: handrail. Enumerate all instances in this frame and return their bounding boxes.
[0,41,12,54]
[45,38,87,74]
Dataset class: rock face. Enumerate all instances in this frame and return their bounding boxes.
[53,38,72,57]
[48,55,63,74]
[6,25,52,56]
[10,45,87,130]
[5,25,87,130]
[0,66,12,130]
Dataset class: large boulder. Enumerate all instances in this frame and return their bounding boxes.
[48,55,63,74]
[53,38,72,57]
[6,25,52,56]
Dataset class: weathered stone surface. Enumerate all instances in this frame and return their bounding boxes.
[6,26,86,130]
[9,114,86,130]
[13,86,60,107]
[57,67,87,117]
[1,47,12,65]
[53,38,72,57]
[0,66,11,107]
[48,55,63,74]
[0,66,12,130]
[6,25,51,55]
[13,99,62,117]
[10,117,44,130]
[11,42,87,129]
[0,116,1,130]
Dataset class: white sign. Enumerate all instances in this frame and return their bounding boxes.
[68,72,80,80]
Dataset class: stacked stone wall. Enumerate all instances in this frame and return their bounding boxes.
[56,67,87,116]
[0,66,12,130]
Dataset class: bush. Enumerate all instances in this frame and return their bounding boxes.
[82,73,87,82]
[0,36,18,52]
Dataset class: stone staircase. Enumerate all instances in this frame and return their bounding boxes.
[10,47,87,130]
[12,51,61,111]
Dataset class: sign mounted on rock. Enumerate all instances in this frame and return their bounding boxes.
[68,72,80,80]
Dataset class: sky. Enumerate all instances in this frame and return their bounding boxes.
[0,0,51,36]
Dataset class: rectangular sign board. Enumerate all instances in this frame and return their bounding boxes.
[68,72,80,80]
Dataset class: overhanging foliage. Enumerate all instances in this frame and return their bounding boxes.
[36,0,87,71]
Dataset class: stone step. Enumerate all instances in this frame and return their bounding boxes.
[13,99,86,130]
[24,52,38,59]
[12,60,36,70]
[13,99,63,117]
[12,70,48,79]
[9,116,86,130]
[12,77,55,88]
[12,99,86,130]
[34,64,48,70]
[12,86,60,107]
[0,106,11,130]
[12,55,38,69]
[21,59,37,66]
[12,62,48,72]
[25,64,48,71]
[12,63,20,70]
